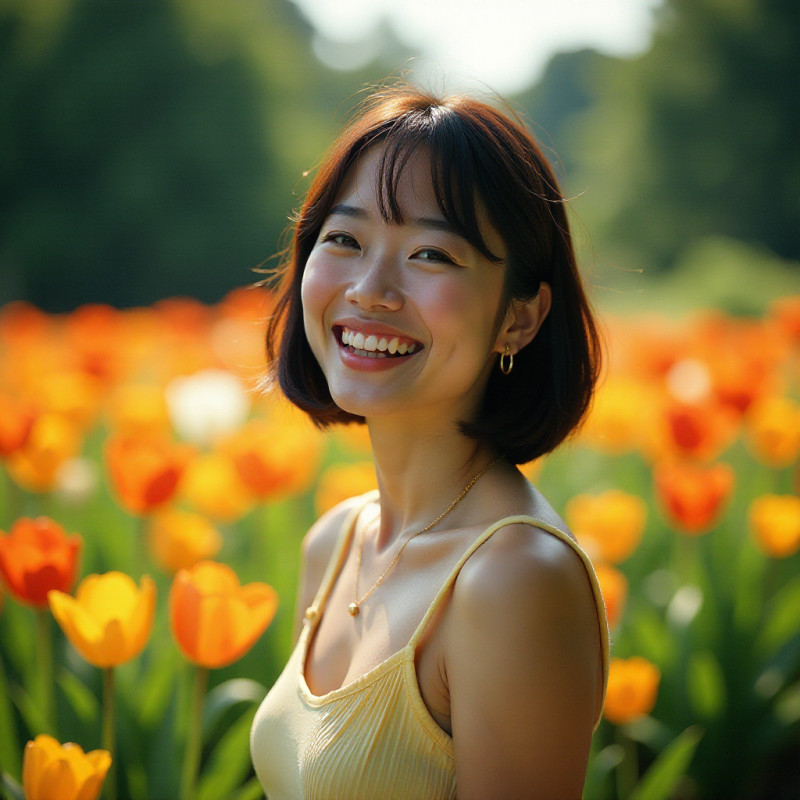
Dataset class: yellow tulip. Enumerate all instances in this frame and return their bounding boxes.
[181,451,255,522]
[314,461,378,516]
[749,495,800,558]
[23,734,111,800]
[565,490,647,563]
[745,396,800,468]
[148,509,223,573]
[48,572,156,668]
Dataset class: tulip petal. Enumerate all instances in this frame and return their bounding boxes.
[74,774,104,800]
[170,572,203,661]
[97,617,129,667]
[38,756,78,800]
[197,594,250,668]
[85,749,112,781]
[124,575,156,660]
[49,590,100,653]
[23,736,58,799]
[241,583,279,631]
[77,572,139,625]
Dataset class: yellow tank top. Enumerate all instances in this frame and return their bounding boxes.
[250,495,609,800]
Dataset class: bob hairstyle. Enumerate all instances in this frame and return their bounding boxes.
[265,85,601,465]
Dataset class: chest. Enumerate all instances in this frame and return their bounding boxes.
[304,536,462,734]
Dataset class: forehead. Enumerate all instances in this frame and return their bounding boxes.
[335,145,437,212]
[331,144,506,259]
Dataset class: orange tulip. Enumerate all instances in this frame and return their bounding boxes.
[647,399,739,463]
[181,451,255,522]
[654,460,735,534]
[23,734,111,800]
[34,369,102,432]
[0,393,34,456]
[223,416,322,501]
[148,509,223,573]
[582,377,658,455]
[770,295,800,345]
[594,563,628,629]
[5,413,81,492]
[170,561,278,669]
[749,495,800,558]
[565,490,647,563]
[0,517,82,609]
[745,396,800,468]
[104,434,192,515]
[49,572,156,668]
[314,461,378,515]
[603,657,661,725]
[105,383,171,438]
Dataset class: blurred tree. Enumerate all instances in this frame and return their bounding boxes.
[0,0,402,311]
[520,0,800,274]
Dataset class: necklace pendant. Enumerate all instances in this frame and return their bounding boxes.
[348,602,360,617]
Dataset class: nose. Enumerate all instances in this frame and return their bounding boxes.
[344,257,403,312]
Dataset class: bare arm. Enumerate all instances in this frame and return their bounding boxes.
[446,524,604,800]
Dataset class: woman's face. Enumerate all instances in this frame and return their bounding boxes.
[300,145,509,427]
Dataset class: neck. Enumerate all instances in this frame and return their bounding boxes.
[366,414,499,550]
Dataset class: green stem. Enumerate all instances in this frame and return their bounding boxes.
[180,666,208,800]
[136,516,149,578]
[102,667,116,800]
[35,610,55,736]
[614,726,639,799]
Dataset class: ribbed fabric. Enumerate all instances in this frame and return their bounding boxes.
[251,493,610,800]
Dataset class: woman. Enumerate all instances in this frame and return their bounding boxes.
[250,85,609,800]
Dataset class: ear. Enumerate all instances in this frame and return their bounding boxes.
[494,283,552,355]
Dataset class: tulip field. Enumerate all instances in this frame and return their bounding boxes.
[0,289,799,800]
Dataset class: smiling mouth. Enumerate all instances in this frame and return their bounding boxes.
[334,325,423,358]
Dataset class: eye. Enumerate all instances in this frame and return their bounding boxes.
[321,231,360,250]
[412,247,455,264]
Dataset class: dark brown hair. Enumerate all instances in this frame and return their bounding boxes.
[265,85,601,464]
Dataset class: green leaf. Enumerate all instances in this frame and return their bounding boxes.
[1,771,25,800]
[757,578,800,657]
[687,651,726,719]
[629,726,703,800]
[57,669,99,726]
[0,653,21,782]
[202,678,266,740]
[197,707,258,800]
[229,776,266,800]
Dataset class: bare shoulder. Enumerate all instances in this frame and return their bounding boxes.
[453,520,592,617]
[445,521,604,798]
[293,493,373,635]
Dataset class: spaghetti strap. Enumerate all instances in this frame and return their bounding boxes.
[307,491,379,619]
[408,515,610,722]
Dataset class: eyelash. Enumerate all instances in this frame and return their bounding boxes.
[320,233,457,266]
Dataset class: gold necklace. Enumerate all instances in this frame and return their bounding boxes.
[348,456,502,617]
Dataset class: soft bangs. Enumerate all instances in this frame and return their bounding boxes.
[368,109,504,265]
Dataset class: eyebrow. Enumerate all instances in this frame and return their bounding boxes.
[327,203,463,237]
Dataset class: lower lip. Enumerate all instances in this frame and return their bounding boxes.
[337,342,420,372]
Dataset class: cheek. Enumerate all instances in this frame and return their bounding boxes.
[300,257,334,334]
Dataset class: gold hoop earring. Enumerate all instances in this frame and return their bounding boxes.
[499,345,513,375]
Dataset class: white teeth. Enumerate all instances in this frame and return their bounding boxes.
[340,328,419,357]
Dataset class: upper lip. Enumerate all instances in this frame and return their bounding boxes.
[332,317,424,347]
